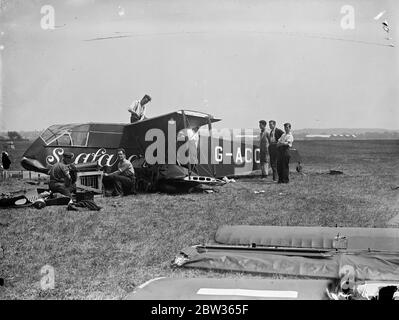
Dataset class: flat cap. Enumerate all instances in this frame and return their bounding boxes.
[63,152,74,159]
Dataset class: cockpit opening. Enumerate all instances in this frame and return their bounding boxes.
[40,124,90,147]
[39,124,124,148]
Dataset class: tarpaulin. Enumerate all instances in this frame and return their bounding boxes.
[174,225,399,281]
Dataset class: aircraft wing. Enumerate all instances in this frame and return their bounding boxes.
[120,110,220,160]
[173,225,399,281]
[126,277,331,300]
[124,110,220,134]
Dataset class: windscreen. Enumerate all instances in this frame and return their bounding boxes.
[40,124,89,146]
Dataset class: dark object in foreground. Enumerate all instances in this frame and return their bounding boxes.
[0,188,100,210]
[67,200,102,211]
[378,286,399,300]
[0,192,31,208]
[329,169,343,175]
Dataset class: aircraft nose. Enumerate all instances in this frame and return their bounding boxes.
[21,157,49,174]
[20,137,49,173]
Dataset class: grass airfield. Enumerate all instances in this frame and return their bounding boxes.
[0,140,398,299]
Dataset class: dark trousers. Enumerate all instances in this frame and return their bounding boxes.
[103,174,136,196]
[268,143,278,181]
[49,181,74,198]
[130,113,140,123]
[277,147,290,183]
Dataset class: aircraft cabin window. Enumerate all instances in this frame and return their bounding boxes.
[70,130,88,147]
[40,128,58,144]
[41,124,88,146]
[55,134,72,146]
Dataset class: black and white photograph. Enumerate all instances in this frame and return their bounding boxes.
[0,0,399,306]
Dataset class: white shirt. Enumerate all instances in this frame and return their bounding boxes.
[128,100,147,120]
[270,128,276,143]
[278,132,294,147]
[188,129,199,149]
[176,129,199,164]
[178,129,199,148]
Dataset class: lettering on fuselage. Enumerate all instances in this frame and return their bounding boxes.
[214,147,260,164]
[45,148,138,167]
[44,146,260,167]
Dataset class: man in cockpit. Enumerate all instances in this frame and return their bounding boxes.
[128,94,152,123]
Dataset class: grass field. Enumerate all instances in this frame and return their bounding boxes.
[1,140,399,299]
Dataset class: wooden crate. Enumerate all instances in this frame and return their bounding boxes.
[75,171,103,194]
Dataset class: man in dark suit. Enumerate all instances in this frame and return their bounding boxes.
[268,120,284,182]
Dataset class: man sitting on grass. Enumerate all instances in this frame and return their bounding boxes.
[103,148,136,197]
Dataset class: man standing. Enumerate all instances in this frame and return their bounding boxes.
[103,148,136,196]
[128,94,152,123]
[48,152,75,197]
[188,126,200,173]
[277,123,294,183]
[259,120,270,179]
[268,120,284,182]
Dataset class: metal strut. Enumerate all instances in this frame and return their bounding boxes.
[181,111,192,178]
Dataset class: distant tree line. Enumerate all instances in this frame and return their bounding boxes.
[0,131,28,141]
[7,131,23,140]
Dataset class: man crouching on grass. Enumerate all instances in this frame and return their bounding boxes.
[48,152,75,198]
[103,148,136,197]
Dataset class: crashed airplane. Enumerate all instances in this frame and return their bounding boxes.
[21,110,301,192]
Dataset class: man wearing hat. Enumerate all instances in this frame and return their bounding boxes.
[48,152,75,197]
[128,94,152,123]
[258,120,270,179]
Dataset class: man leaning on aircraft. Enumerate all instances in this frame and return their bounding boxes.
[128,94,152,123]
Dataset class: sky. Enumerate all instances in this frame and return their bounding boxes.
[0,0,398,131]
